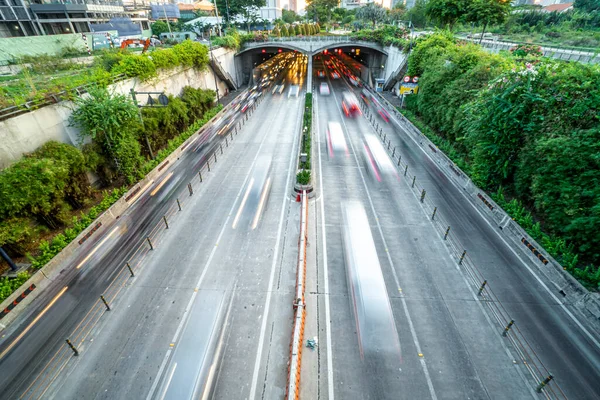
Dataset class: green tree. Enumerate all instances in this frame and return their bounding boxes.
[69,87,144,181]
[466,0,511,43]
[388,3,408,24]
[306,0,339,23]
[283,9,299,24]
[426,0,469,29]
[216,0,266,29]
[151,20,178,36]
[281,25,290,36]
[574,0,600,13]
[289,25,296,35]
[356,3,388,28]
[406,0,429,28]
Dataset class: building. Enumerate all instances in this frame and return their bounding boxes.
[542,2,573,12]
[258,0,281,20]
[178,1,215,20]
[0,0,150,38]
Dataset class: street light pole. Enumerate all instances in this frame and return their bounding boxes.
[130,88,155,160]
[208,34,221,104]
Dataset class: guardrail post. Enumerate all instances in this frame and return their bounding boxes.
[431,207,437,220]
[220,144,223,155]
[163,215,169,229]
[383,132,386,142]
[376,122,380,131]
[444,226,451,240]
[100,295,111,311]
[411,176,416,188]
[398,155,402,166]
[177,198,182,211]
[225,137,229,147]
[392,147,396,158]
[477,280,487,296]
[459,250,466,264]
[188,183,193,196]
[146,236,153,250]
[214,152,218,163]
[126,262,135,277]
[536,375,554,393]
[502,320,515,337]
[198,171,203,182]
[404,165,408,176]
[420,189,426,202]
[66,339,79,356]
[207,160,210,172]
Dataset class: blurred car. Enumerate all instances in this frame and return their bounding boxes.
[288,85,300,98]
[372,97,391,122]
[349,77,360,87]
[361,133,397,182]
[317,70,326,78]
[341,91,361,117]
[232,155,273,230]
[320,82,330,96]
[331,72,340,79]
[326,121,348,158]
[360,89,371,105]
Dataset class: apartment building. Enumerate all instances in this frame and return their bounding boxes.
[0,0,149,38]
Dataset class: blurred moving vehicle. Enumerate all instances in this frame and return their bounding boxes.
[331,71,340,79]
[361,133,397,182]
[341,91,361,117]
[288,85,300,98]
[326,121,348,158]
[320,82,330,96]
[232,155,273,230]
[340,201,401,363]
[154,290,233,400]
[317,70,326,78]
[371,96,391,122]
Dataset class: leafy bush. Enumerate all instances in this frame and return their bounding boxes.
[30,187,128,270]
[297,170,311,185]
[113,53,157,80]
[510,44,543,58]
[0,272,31,303]
[405,32,600,289]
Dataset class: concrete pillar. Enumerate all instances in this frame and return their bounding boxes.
[306,54,313,93]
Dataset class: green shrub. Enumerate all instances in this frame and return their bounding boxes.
[0,272,31,303]
[113,54,157,80]
[297,170,311,185]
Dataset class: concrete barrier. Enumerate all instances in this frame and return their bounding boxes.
[286,191,308,400]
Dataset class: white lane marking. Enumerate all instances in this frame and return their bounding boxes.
[232,178,255,229]
[146,100,275,400]
[76,227,119,270]
[158,363,177,400]
[252,177,271,230]
[386,104,600,351]
[315,93,335,400]
[330,87,438,400]
[248,89,303,400]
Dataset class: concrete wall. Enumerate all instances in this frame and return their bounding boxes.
[0,34,87,66]
[0,48,238,169]
[382,45,408,84]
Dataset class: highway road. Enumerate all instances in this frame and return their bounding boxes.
[0,55,307,400]
[1,50,599,400]
[311,54,600,399]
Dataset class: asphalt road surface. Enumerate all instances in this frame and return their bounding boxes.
[311,54,600,400]
[0,57,308,400]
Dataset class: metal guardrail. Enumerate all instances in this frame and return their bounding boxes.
[0,73,128,122]
[465,37,600,64]
[359,91,566,399]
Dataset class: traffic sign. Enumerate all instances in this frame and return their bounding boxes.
[403,76,410,83]
[412,76,419,83]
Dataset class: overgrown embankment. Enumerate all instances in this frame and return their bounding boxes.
[0,84,221,301]
[403,32,600,289]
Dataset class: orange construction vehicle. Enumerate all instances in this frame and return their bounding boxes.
[120,38,151,53]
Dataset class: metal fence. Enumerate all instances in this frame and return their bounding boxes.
[359,92,567,399]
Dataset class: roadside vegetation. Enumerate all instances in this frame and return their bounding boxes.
[296,93,312,185]
[0,84,220,301]
[0,40,209,109]
[402,32,600,290]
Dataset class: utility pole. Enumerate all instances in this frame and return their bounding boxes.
[208,34,221,103]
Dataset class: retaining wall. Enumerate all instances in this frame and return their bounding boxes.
[0,47,237,169]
